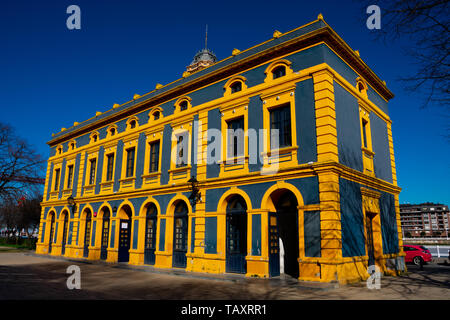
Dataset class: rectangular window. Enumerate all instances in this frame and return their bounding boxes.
[54,169,60,191]
[176,133,188,168]
[106,154,114,181]
[66,165,73,189]
[89,159,97,185]
[270,104,292,149]
[362,119,368,148]
[126,147,135,178]
[227,117,244,158]
[149,141,160,173]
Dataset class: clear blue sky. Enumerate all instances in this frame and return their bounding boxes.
[1,0,448,205]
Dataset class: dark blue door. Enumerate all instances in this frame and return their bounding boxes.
[48,214,55,254]
[61,214,68,255]
[172,201,188,268]
[83,212,92,258]
[144,204,157,265]
[268,212,280,277]
[226,196,247,274]
[100,211,110,260]
[118,219,131,262]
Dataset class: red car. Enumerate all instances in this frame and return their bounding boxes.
[403,245,432,265]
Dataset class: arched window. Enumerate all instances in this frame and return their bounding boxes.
[272,66,286,79]
[230,81,242,93]
[148,107,163,123]
[264,60,293,83]
[175,97,192,113]
[356,78,368,99]
[224,76,247,97]
[126,117,139,131]
[107,125,117,138]
[90,132,99,144]
[180,100,188,111]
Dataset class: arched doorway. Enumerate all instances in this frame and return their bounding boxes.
[83,210,92,258]
[100,208,110,260]
[144,203,158,265]
[61,210,69,255]
[172,201,189,268]
[118,205,132,262]
[268,190,299,278]
[48,212,55,254]
[226,195,248,274]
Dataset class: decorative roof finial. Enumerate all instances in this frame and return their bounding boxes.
[317,13,324,20]
[185,25,217,75]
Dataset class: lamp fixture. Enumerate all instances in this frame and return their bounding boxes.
[187,176,201,205]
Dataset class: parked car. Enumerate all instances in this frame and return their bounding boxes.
[403,245,432,266]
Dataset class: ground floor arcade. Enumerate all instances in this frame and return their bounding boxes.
[36,176,406,283]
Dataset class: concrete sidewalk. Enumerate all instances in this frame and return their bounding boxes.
[23,251,336,291]
[0,251,449,300]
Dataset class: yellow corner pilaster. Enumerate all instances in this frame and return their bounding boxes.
[313,70,338,163]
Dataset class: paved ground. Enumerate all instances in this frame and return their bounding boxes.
[0,251,449,300]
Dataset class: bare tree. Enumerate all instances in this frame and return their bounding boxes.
[0,122,45,202]
[0,200,19,239]
[361,0,449,109]
[17,195,42,238]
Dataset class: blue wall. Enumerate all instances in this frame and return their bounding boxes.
[304,210,321,257]
[335,81,364,173]
[371,114,392,183]
[322,45,389,114]
[204,217,217,254]
[295,78,317,164]
[340,177,400,257]
[379,192,399,254]
[339,178,366,257]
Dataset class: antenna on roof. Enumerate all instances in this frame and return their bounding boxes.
[205,24,208,49]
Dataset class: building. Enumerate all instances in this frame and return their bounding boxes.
[36,15,405,283]
[400,203,449,238]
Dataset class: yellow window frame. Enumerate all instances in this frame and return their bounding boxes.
[223,76,248,97]
[219,100,249,177]
[359,103,375,177]
[100,142,118,194]
[261,86,298,173]
[84,151,99,196]
[120,136,139,191]
[169,120,192,185]
[142,129,163,187]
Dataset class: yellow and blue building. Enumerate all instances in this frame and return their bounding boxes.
[36,16,406,283]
